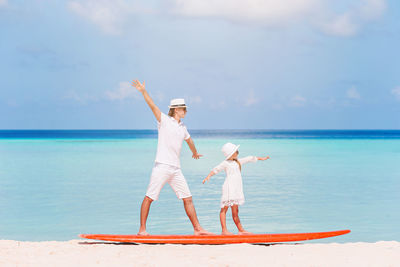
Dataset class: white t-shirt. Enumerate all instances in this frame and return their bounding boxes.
[155,113,190,168]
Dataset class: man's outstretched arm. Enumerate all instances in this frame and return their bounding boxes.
[132,80,161,122]
[185,137,203,159]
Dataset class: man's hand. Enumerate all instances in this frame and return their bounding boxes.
[132,80,146,93]
[186,138,202,159]
[258,156,270,161]
[192,153,203,160]
[131,79,161,122]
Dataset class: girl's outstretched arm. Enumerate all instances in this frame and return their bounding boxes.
[239,155,270,164]
[131,80,161,122]
[202,171,216,184]
[205,161,226,183]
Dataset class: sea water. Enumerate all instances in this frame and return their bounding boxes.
[0,130,399,243]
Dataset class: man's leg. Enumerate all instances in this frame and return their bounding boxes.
[171,169,213,235]
[182,197,213,235]
[138,196,153,235]
[140,163,170,235]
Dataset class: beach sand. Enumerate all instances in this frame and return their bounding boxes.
[0,240,399,267]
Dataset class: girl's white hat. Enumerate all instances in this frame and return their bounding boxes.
[222,142,240,160]
[169,98,187,108]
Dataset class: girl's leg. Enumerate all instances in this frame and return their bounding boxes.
[231,205,252,235]
[220,206,233,235]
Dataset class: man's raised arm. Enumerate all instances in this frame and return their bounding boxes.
[132,80,161,122]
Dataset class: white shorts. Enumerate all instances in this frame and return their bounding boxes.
[146,163,192,201]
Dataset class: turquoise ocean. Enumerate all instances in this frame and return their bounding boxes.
[0,130,399,243]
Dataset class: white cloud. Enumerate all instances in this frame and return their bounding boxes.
[313,97,337,109]
[154,91,165,103]
[210,100,227,110]
[0,0,7,7]
[187,95,202,104]
[105,81,140,100]
[270,103,284,110]
[346,86,361,100]
[359,0,387,20]
[66,0,386,37]
[320,0,386,37]
[64,90,99,104]
[67,0,129,35]
[171,0,386,37]
[67,0,157,35]
[172,0,318,26]
[320,13,359,37]
[289,95,307,107]
[391,87,400,101]
[244,89,259,106]
[64,90,83,103]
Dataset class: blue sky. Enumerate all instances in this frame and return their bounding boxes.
[1,0,399,129]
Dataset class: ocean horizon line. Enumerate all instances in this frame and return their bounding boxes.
[1,129,400,139]
[1,129,400,131]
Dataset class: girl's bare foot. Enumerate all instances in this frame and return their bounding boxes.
[238,230,252,235]
[137,230,150,236]
[194,228,215,235]
[221,230,234,235]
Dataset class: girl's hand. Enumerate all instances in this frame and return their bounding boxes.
[203,171,215,184]
[258,156,270,161]
[132,80,146,93]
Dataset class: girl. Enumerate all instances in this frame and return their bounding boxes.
[203,142,269,235]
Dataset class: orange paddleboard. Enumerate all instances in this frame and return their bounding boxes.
[79,229,350,244]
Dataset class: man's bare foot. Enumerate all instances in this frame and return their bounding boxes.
[194,228,215,235]
[221,230,234,235]
[137,230,150,236]
[238,230,252,235]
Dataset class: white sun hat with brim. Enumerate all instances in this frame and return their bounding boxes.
[169,98,187,108]
[222,142,240,160]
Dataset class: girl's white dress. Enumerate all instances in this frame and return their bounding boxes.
[212,156,258,208]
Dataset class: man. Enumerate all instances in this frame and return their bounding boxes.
[132,80,212,236]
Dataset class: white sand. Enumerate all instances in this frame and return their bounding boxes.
[0,240,399,267]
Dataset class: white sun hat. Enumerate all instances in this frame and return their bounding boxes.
[169,98,187,108]
[222,142,240,160]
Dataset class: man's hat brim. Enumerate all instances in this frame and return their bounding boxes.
[168,105,187,109]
